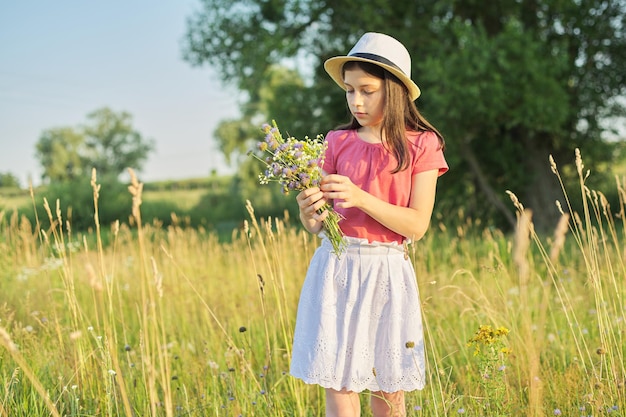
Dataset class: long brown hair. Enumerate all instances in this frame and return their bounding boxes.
[337,61,445,173]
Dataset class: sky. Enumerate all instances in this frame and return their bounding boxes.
[0,1,241,187]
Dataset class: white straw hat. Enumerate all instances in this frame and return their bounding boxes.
[324,32,421,100]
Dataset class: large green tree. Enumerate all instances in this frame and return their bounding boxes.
[35,107,154,183]
[183,0,625,230]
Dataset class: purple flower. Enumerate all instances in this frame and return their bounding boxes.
[553,409,562,415]
[252,121,344,255]
[299,173,310,186]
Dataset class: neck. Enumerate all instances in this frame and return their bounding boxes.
[358,126,385,144]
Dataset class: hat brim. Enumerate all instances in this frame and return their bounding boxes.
[324,56,421,101]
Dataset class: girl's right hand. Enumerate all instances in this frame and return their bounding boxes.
[296,187,329,233]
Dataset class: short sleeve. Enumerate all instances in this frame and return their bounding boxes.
[411,131,448,177]
[321,130,338,174]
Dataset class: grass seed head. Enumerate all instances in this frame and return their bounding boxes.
[0,327,17,352]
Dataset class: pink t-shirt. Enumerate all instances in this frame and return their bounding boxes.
[322,129,448,244]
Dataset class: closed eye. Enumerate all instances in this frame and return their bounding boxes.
[345,88,376,95]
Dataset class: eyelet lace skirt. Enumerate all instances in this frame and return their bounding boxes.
[290,236,426,393]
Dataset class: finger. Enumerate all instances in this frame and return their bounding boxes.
[312,197,329,212]
[323,190,343,200]
[296,186,320,201]
[299,193,326,216]
[320,182,342,192]
[310,199,330,217]
[313,209,329,222]
[297,189,321,210]
[321,174,341,185]
[299,196,318,211]
[303,196,322,214]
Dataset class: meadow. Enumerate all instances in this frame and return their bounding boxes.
[0,152,624,417]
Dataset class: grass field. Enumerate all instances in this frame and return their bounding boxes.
[0,177,222,214]
[141,188,207,211]
[0,187,31,211]
[0,154,624,416]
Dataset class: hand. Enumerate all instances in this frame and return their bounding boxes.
[320,174,364,209]
[296,187,329,222]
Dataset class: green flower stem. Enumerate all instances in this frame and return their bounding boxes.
[319,204,345,256]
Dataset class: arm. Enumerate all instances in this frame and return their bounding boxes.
[320,169,440,241]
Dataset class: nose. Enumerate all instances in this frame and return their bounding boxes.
[349,91,363,107]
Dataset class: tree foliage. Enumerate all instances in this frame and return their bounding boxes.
[35,107,155,183]
[82,108,154,178]
[183,0,626,230]
[0,172,21,189]
[35,127,84,182]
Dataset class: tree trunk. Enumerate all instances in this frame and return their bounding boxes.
[522,147,563,232]
[460,137,517,228]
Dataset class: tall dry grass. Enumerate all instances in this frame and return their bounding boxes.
[0,151,624,416]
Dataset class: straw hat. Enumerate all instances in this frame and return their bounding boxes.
[324,32,421,100]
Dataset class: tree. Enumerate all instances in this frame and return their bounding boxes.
[82,108,154,179]
[35,108,155,183]
[183,0,625,230]
[0,172,20,188]
[35,127,85,182]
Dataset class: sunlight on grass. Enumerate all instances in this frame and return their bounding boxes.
[0,151,624,416]
[142,188,207,211]
[0,188,30,210]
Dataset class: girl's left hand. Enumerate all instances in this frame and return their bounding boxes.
[320,174,365,209]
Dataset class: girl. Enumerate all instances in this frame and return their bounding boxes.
[291,32,448,417]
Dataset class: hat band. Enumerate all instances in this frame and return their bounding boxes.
[349,52,405,75]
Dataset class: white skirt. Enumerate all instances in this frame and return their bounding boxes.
[290,236,426,393]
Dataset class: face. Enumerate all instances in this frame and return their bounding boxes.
[343,68,385,129]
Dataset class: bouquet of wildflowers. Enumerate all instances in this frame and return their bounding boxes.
[250,121,345,255]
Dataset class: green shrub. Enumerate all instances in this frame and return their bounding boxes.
[19,176,131,231]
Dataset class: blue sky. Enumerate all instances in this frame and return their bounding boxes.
[0,1,240,187]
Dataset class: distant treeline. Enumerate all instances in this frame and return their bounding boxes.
[0,174,296,240]
[142,176,231,192]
